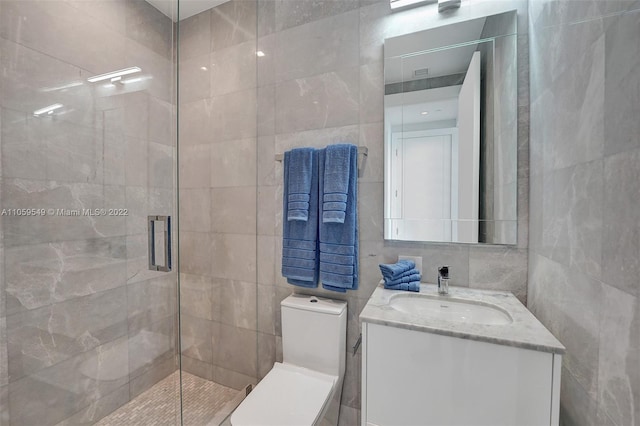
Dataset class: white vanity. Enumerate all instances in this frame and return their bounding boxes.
[360,284,565,426]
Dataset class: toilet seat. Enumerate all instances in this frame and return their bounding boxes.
[231,362,337,426]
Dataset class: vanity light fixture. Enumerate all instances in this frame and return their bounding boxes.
[122,76,152,85]
[87,66,141,83]
[390,0,437,11]
[33,103,63,117]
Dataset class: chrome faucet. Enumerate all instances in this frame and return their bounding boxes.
[438,266,449,295]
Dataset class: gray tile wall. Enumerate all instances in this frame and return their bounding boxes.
[0,0,178,424]
[528,1,640,425]
[254,0,530,422]
[178,0,260,390]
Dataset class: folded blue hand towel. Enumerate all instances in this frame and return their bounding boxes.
[384,273,422,286]
[384,281,420,292]
[322,144,353,224]
[287,148,314,222]
[380,267,420,282]
[319,144,358,292]
[282,149,319,288]
[379,260,416,279]
[391,268,421,280]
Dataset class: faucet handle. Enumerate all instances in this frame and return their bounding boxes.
[438,266,449,278]
[437,266,449,294]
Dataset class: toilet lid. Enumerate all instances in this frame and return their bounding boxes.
[231,362,337,426]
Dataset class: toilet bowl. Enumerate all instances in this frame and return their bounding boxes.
[231,294,347,426]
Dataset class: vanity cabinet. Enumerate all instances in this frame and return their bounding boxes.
[361,322,561,426]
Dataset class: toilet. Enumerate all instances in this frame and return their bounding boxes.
[231,294,347,426]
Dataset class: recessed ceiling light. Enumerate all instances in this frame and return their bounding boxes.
[200,66,208,71]
[256,51,266,57]
[421,111,429,115]
[87,67,141,83]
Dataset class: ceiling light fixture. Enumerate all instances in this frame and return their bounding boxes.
[87,67,141,83]
[33,103,63,117]
[421,111,429,115]
[256,51,266,57]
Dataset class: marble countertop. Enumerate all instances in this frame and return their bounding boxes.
[360,283,565,354]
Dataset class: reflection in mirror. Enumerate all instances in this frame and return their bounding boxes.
[384,11,517,245]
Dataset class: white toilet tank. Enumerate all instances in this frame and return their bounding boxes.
[281,294,347,378]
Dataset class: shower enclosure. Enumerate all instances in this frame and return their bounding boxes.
[0,0,260,424]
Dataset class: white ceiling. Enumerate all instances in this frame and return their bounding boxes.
[145,0,229,21]
[385,85,461,127]
[384,16,486,84]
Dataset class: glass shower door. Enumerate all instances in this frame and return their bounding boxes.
[0,0,180,424]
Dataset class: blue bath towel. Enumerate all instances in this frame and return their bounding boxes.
[282,149,319,288]
[384,273,422,286]
[319,144,358,292]
[384,281,420,292]
[379,260,415,280]
[382,267,420,281]
[322,144,352,224]
[286,148,314,222]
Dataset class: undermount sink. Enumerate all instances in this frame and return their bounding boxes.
[388,293,513,325]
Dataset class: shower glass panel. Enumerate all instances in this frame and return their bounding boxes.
[0,0,180,424]
[177,0,259,424]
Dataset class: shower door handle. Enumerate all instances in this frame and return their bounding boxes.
[148,215,172,272]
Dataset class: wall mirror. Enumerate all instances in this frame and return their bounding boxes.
[384,10,517,245]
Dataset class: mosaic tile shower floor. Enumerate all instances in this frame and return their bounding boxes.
[96,371,241,426]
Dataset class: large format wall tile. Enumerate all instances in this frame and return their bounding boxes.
[529,6,640,418]
[179,11,212,61]
[469,247,528,304]
[212,322,257,378]
[8,337,130,425]
[597,284,640,426]
[273,0,360,33]
[210,186,257,234]
[603,11,640,157]
[602,149,640,297]
[210,138,257,187]
[4,237,127,314]
[211,40,257,97]
[273,10,359,83]
[275,68,359,134]
[7,286,128,380]
[211,233,257,283]
[529,254,603,398]
[211,0,256,52]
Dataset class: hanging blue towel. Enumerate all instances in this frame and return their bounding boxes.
[282,149,319,288]
[384,272,422,286]
[319,144,358,292]
[286,148,314,222]
[384,281,420,292]
[322,144,352,224]
[379,260,416,280]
